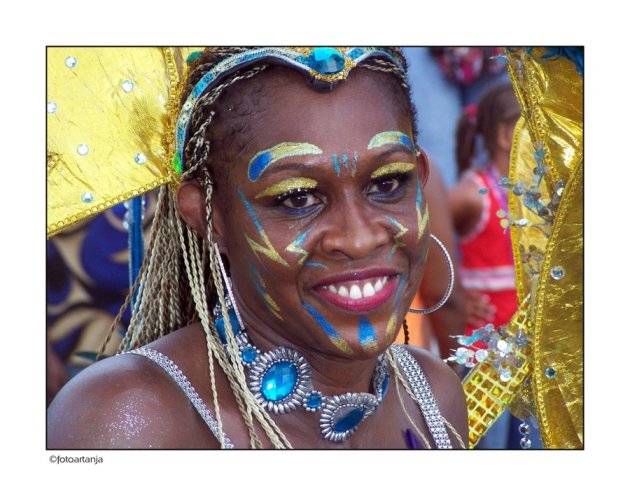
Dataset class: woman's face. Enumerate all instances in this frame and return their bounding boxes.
[211,67,430,358]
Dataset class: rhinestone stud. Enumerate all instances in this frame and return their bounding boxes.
[77,144,89,156]
[121,80,134,93]
[65,56,78,68]
[134,152,147,164]
[81,192,94,203]
[47,102,57,114]
[550,266,565,280]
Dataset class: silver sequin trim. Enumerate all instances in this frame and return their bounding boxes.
[129,347,234,449]
[391,345,453,449]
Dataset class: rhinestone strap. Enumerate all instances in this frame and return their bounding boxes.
[129,347,234,449]
[391,345,452,449]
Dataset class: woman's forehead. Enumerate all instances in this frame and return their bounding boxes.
[238,68,411,154]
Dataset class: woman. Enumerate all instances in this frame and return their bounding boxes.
[47,47,468,449]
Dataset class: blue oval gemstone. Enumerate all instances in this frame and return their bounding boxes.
[241,346,258,364]
[333,407,366,432]
[261,361,298,401]
[308,47,345,75]
[306,393,322,410]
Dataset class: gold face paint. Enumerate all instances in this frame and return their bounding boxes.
[367,131,415,152]
[238,188,289,267]
[254,177,318,199]
[370,161,415,180]
[248,142,322,182]
[385,215,409,261]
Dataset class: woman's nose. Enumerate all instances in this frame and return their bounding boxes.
[319,198,391,260]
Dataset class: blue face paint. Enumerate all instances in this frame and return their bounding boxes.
[367,131,415,153]
[358,316,378,351]
[248,261,283,320]
[305,261,327,269]
[238,187,288,266]
[248,142,322,182]
[285,226,315,265]
[384,215,409,262]
[333,154,340,176]
[303,301,353,354]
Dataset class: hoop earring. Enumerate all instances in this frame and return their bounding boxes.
[408,234,454,315]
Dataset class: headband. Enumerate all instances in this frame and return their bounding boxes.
[173,47,406,174]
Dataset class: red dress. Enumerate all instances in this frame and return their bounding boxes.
[459,167,517,337]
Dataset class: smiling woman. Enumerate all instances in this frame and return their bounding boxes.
[47,47,468,449]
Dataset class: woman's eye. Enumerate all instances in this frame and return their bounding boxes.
[367,176,401,195]
[279,190,319,209]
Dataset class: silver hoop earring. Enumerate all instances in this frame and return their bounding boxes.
[408,234,454,315]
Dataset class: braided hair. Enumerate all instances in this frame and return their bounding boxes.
[104,47,418,448]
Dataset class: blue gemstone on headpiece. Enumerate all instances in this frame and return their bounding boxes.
[348,48,364,59]
[308,47,345,75]
[333,407,366,432]
[261,361,298,401]
[248,151,273,181]
[215,308,242,343]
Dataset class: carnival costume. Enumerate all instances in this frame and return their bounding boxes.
[47,47,582,448]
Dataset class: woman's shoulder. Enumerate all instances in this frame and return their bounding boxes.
[47,329,217,449]
[398,345,469,448]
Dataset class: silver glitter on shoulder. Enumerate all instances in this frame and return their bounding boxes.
[129,347,234,449]
[391,345,452,449]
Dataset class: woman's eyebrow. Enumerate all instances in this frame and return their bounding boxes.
[248,142,322,182]
[366,131,415,153]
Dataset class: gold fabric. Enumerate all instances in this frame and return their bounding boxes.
[463,300,534,447]
[505,48,584,448]
[462,48,583,448]
[47,47,199,237]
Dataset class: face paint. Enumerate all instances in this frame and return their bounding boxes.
[303,301,353,355]
[238,188,289,266]
[305,261,327,269]
[385,275,408,339]
[357,316,378,351]
[351,151,359,176]
[254,177,318,199]
[415,177,429,241]
[248,142,322,182]
[367,131,415,153]
[384,215,409,262]
[370,161,415,180]
[248,261,283,320]
[285,226,315,265]
[333,154,341,176]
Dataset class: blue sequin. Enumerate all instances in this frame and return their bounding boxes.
[308,47,345,74]
[333,408,366,432]
[262,361,298,401]
[348,48,364,59]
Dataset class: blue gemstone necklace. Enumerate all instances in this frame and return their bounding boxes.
[215,306,390,443]
[214,249,390,442]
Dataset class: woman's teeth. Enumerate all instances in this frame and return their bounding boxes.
[326,277,389,300]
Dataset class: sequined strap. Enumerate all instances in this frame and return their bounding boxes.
[129,347,234,449]
[391,345,453,449]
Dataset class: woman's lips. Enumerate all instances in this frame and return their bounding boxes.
[314,274,398,313]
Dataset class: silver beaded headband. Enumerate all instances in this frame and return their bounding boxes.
[172,47,406,174]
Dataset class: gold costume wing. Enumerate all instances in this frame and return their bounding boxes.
[463,48,583,448]
[47,47,199,237]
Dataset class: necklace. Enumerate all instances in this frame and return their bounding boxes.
[215,306,390,443]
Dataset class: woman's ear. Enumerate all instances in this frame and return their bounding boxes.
[416,147,430,187]
[175,180,227,246]
[176,181,208,237]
